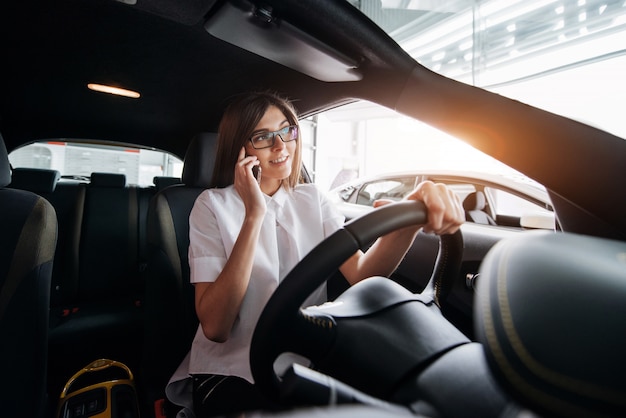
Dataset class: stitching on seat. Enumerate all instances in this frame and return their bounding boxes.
[482,240,626,415]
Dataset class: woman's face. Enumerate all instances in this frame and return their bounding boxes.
[245,105,297,194]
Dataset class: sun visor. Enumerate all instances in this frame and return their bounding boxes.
[204,1,362,82]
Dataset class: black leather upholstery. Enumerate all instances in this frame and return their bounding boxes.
[47,172,148,397]
[90,171,127,188]
[475,231,626,417]
[0,135,57,417]
[81,173,134,302]
[153,175,182,192]
[462,191,496,225]
[141,132,218,415]
[179,134,217,189]
[0,138,9,186]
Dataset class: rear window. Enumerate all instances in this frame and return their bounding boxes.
[9,141,183,186]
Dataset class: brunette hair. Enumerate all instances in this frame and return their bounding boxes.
[210,91,303,189]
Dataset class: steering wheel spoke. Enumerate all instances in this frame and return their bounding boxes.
[251,200,463,401]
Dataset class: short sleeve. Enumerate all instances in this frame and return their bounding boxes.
[188,191,228,284]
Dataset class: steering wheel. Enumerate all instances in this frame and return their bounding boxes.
[250,200,463,401]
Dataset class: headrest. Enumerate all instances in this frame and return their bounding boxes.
[153,176,181,191]
[0,133,11,188]
[10,168,61,194]
[181,132,218,188]
[462,191,486,211]
[90,172,127,188]
[475,232,626,417]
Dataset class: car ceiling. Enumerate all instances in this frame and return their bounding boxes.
[1,0,412,159]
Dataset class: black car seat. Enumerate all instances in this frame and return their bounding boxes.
[475,232,626,417]
[9,167,61,194]
[462,191,497,225]
[140,133,217,417]
[9,169,86,316]
[0,135,58,418]
[152,175,182,192]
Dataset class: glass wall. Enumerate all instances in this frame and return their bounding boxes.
[312,1,626,190]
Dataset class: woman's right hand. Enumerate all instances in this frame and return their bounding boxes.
[234,147,266,219]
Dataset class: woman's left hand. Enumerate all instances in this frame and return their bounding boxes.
[343,181,464,285]
[392,180,464,235]
[234,147,266,219]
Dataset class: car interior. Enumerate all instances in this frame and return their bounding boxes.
[331,171,554,230]
[1,0,626,418]
[461,191,497,225]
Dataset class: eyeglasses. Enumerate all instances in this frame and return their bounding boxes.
[249,125,298,149]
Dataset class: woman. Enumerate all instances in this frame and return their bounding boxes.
[167,91,464,417]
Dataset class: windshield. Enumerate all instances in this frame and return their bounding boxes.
[350,0,626,139]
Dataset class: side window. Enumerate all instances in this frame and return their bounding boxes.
[445,183,477,204]
[485,187,551,218]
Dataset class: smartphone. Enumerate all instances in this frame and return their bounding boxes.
[246,152,262,185]
[252,165,262,185]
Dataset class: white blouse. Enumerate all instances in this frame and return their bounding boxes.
[173,183,345,385]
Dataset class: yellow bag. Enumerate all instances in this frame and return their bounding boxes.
[57,359,139,418]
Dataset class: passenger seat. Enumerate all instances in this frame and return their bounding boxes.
[462,191,497,225]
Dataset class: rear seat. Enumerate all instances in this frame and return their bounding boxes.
[153,175,182,191]
[50,172,155,386]
[77,172,140,304]
[9,167,61,193]
[10,168,156,395]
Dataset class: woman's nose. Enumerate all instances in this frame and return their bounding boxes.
[272,134,286,150]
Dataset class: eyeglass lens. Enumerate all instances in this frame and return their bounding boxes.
[250,125,298,149]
